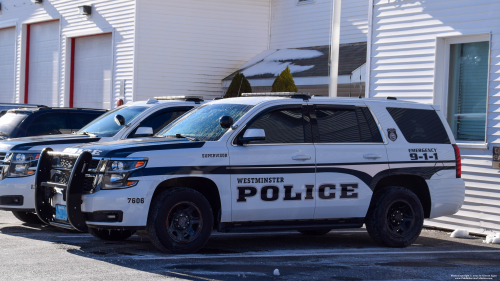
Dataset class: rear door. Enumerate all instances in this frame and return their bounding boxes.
[25,111,71,136]
[311,103,389,219]
[228,104,316,222]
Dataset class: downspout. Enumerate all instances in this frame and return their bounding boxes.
[329,0,341,97]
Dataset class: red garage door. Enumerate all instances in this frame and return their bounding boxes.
[71,33,112,109]
[26,20,59,106]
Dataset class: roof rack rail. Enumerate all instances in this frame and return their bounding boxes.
[386,96,397,100]
[154,96,204,103]
[241,92,311,100]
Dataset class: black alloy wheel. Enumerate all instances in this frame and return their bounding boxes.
[386,200,415,237]
[166,201,203,243]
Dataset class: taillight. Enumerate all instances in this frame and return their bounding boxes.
[453,144,461,178]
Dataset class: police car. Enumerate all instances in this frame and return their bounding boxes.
[35,93,465,253]
[0,96,203,224]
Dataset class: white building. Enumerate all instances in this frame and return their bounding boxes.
[0,0,369,109]
[366,0,500,234]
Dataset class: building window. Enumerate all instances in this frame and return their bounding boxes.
[447,41,489,142]
[297,0,315,5]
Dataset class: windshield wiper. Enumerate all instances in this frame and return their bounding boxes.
[78,131,98,137]
[170,133,197,142]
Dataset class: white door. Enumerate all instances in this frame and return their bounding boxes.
[28,21,59,106]
[0,27,15,102]
[73,34,112,109]
[229,105,316,222]
[312,104,389,219]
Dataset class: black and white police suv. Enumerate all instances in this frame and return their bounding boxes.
[0,97,203,224]
[35,93,465,253]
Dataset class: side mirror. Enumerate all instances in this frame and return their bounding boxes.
[114,114,126,126]
[134,127,153,137]
[219,116,234,129]
[239,128,265,145]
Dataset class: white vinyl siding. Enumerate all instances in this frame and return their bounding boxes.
[27,20,59,106]
[73,34,112,109]
[0,27,16,102]
[368,0,500,234]
[270,0,369,49]
[0,0,135,108]
[134,0,270,99]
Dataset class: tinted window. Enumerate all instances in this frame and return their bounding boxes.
[247,107,305,144]
[128,109,189,138]
[158,104,253,141]
[77,106,148,137]
[0,112,30,138]
[387,107,450,144]
[315,106,383,143]
[69,112,103,132]
[26,112,71,136]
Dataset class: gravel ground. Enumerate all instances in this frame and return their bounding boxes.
[0,211,499,281]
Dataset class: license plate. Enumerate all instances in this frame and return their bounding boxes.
[56,205,67,221]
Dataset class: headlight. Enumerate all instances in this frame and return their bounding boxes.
[101,159,147,190]
[6,152,40,178]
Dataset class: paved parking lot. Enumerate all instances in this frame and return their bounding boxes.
[0,211,499,281]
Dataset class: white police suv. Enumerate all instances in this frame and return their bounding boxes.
[0,96,203,224]
[35,93,465,253]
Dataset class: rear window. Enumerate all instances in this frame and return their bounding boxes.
[387,107,450,144]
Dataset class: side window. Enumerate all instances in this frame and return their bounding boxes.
[247,107,305,144]
[315,106,383,143]
[26,112,71,136]
[69,112,103,133]
[387,107,450,144]
[128,109,189,138]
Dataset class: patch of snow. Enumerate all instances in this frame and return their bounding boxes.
[450,229,474,239]
[242,61,314,77]
[483,233,500,244]
[264,49,323,61]
[273,269,280,276]
[240,49,278,69]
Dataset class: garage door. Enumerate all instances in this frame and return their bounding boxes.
[0,27,15,102]
[27,20,59,106]
[72,34,112,109]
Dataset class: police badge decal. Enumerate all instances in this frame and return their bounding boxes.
[387,128,398,142]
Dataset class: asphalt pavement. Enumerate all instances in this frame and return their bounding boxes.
[0,211,499,281]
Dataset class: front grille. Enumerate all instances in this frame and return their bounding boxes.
[47,153,79,185]
[82,175,96,193]
[0,152,6,162]
[89,159,100,170]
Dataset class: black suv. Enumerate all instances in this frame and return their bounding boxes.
[0,107,107,139]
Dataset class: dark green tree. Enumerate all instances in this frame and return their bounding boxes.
[224,73,252,98]
[271,66,298,92]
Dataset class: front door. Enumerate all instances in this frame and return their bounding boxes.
[228,105,316,222]
[311,103,389,219]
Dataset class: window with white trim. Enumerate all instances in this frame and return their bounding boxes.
[447,41,489,142]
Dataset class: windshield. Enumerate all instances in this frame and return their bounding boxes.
[157,104,253,141]
[0,112,29,138]
[77,106,148,137]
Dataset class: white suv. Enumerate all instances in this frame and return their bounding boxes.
[0,97,203,224]
[35,93,465,253]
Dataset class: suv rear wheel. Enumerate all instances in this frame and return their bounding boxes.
[365,186,424,247]
[12,211,43,224]
[88,228,136,241]
[147,188,213,254]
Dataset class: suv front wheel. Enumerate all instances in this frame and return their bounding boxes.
[147,188,213,254]
[365,186,424,247]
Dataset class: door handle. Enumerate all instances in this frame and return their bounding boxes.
[292,155,311,161]
[363,154,382,159]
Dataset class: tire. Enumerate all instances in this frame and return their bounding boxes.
[298,229,332,235]
[12,211,43,224]
[365,186,424,247]
[147,188,214,254]
[88,228,136,241]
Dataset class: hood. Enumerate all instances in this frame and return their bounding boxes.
[0,134,99,152]
[63,137,205,158]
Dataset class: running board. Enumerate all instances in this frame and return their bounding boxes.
[218,218,364,233]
